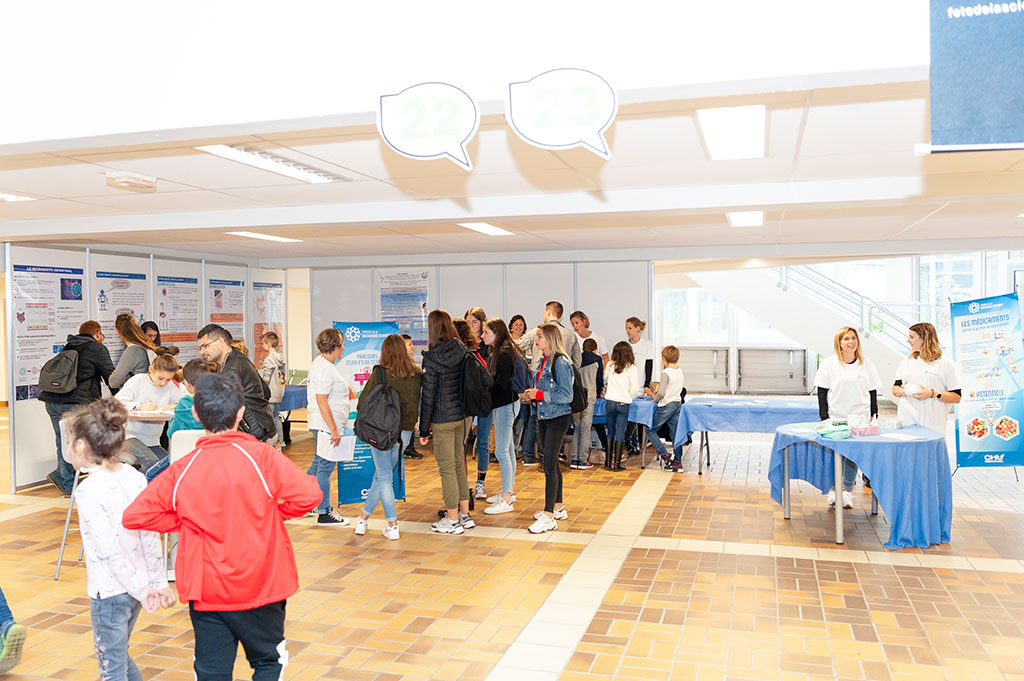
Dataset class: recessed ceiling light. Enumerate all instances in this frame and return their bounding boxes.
[0,192,36,202]
[456,222,515,237]
[727,211,764,228]
[1018,212,1024,218]
[196,145,349,184]
[696,104,766,160]
[105,170,157,193]
[226,231,303,243]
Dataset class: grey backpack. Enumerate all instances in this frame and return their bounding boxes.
[39,348,79,394]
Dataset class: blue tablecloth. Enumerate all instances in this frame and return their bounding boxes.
[674,396,820,448]
[592,397,655,427]
[768,424,953,550]
[280,385,307,411]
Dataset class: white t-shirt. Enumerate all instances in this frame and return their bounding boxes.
[576,330,607,356]
[894,355,962,432]
[813,355,883,421]
[307,355,350,433]
[628,336,655,387]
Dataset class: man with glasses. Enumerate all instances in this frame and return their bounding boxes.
[37,320,114,495]
[197,324,277,443]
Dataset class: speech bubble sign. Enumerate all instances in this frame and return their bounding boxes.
[506,68,618,159]
[378,82,479,171]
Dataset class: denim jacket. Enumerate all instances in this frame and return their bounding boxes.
[534,353,573,420]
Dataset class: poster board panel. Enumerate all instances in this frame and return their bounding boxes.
[251,268,286,369]
[205,264,248,347]
[90,253,150,365]
[154,259,202,361]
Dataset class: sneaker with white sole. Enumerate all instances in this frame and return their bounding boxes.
[474,481,487,499]
[317,509,350,526]
[484,498,514,514]
[528,514,557,534]
[166,569,176,583]
[458,513,476,529]
[0,623,26,674]
[430,515,465,535]
[827,490,837,506]
[304,510,319,518]
[533,507,567,521]
[486,493,516,504]
[842,490,854,509]
[382,524,400,540]
[354,517,367,535]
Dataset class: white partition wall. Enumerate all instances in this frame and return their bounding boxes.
[505,263,576,328]
[438,265,502,320]
[311,268,373,355]
[576,261,653,348]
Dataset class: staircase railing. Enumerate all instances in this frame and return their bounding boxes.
[775,266,952,352]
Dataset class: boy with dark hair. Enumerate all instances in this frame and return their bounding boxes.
[123,372,321,681]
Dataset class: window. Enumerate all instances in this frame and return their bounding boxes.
[919,253,978,309]
[658,288,728,345]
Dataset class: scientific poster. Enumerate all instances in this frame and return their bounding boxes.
[252,282,284,368]
[156,275,200,360]
[377,269,429,355]
[94,270,148,365]
[952,293,1024,467]
[208,278,245,342]
[330,321,403,505]
[11,264,86,400]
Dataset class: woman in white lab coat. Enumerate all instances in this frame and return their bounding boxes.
[892,322,961,432]
[813,326,882,509]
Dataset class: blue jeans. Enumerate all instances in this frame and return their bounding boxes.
[44,401,78,493]
[0,584,13,639]
[311,430,340,514]
[649,402,681,459]
[835,458,858,492]
[491,402,517,494]
[522,408,539,461]
[145,455,170,482]
[363,431,411,522]
[476,410,493,474]
[605,400,631,441]
[90,592,143,681]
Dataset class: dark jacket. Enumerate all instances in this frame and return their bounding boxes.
[582,350,604,395]
[38,334,114,405]
[489,350,516,408]
[359,367,422,432]
[419,338,467,436]
[221,349,276,440]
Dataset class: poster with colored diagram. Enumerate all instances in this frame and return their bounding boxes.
[952,293,1024,467]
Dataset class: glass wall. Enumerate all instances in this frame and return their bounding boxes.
[658,288,801,347]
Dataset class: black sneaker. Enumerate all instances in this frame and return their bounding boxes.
[317,509,350,526]
[404,450,423,459]
[523,458,539,466]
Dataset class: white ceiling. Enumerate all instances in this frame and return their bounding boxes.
[2,74,1023,267]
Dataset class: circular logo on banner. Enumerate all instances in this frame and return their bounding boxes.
[968,302,981,314]
[345,326,362,342]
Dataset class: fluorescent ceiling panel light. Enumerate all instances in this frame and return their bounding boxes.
[105,170,157,193]
[696,104,766,160]
[1018,212,1024,218]
[226,231,303,243]
[727,211,764,228]
[0,191,36,202]
[196,144,347,184]
[456,222,515,236]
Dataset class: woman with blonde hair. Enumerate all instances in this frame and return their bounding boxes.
[892,322,961,433]
[108,314,159,391]
[813,326,882,508]
[354,334,422,540]
[522,323,574,533]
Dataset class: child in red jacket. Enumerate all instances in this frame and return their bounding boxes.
[123,372,321,681]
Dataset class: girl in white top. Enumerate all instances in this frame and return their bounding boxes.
[605,341,641,471]
[813,327,883,508]
[68,398,174,681]
[892,322,962,433]
[115,353,185,447]
[308,328,356,524]
[570,310,608,363]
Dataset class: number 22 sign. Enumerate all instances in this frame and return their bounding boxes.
[377,82,480,171]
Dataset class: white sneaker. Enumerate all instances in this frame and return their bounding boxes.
[534,507,567,521]
[486,493,516,504]
[842,491,854,509]
[484,498,514,515]
[431,515,465,535]
[458,513,476,530]
[354,517,367,535]
[528,514,557,534]
[474,481,487,499]
[827,489,837,506]
[304,510,318,518]
[166,569,176,583]
[382,524,400,540]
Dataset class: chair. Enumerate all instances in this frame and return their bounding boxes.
[163,429,206,572]
[55,418,84,581]
[288,369,308,385]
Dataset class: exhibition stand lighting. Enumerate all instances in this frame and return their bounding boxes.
[456,222,515,236]
[727,210,765,228]
[195,144,350,184]
[696,104,766,161]
[226,231,303,243]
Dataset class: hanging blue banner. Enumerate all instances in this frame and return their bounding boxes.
[952,293,1024,466]
[330,321,405,505]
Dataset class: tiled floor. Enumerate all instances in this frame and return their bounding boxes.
[5,403,1024,680]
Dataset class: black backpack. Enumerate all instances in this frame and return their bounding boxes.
[510,351,533,394]
[354,365,403,450]
[461,352,493,417]
[550,355,587,414]
[38,347,79,394]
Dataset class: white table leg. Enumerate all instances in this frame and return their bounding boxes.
[783,447,791,519]
[834,451,844,544]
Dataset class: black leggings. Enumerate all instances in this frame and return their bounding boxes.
[538,414,570,512]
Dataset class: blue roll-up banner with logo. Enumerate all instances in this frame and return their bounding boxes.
[330,321,404,505]
[929,0,1024,150]
[952,293,1024,467]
